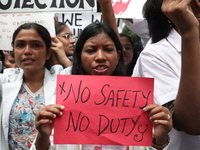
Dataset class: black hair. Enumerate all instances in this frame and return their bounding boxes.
[54,21,68,35]
[72,22,125,76]
[119,33,139,76]
[0,50,4,73]
[11,23,52,70]
[143,0,174,43]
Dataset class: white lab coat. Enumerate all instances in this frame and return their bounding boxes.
[0,65,62,150]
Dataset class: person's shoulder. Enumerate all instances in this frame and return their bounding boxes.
[60,66,72,75]
[2,68,23,83]
[3,68,23,76]
[49,65,64,75]
[141,38,171,54]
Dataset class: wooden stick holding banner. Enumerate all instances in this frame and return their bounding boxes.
[55,75,154,146]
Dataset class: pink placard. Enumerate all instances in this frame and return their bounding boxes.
[54,75,154,146]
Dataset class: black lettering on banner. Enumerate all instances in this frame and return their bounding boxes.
[22,0,34,8]
[74,13,82,26]
[131,91,141,107]
[139,91,151,109]
[134,125,148,142]
[0,0,95,10]
[0,0,11,10]
[121,118,130,133]
[98,115,143,138]
[14,0,20,8]
[94,84,110,105]
[72,28,83,38]
[58,0,65,8]
[63,13,73,26]
[97,84,152,108]
[125,116,141,136]
[79,115,90,132]
[116,90,125,107]
[65,0,79,8]
[104,90,114,106]
[35,0,47,9]
[98,115,109,136]
[59,82,66,95]
[51,0,95,8]
[61,13,82,27]
[63,80,90,103]
[123,90,132,107]
[110,119,120,133]
[65,112,90,132]
[50,0,57,7]
[79,0,95,8]
[91,14,103,24]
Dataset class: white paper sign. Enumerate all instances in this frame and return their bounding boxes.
[0,0,97,13]
[55,12,124,38]
[112,0,146,19]
[0,13,55,51]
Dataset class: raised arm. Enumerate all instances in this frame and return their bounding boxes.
[161,0,200,134]
[50,37,72,68]
[97,0,119,34]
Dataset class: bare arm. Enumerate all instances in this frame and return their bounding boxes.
[97,0,119,34]
[162,0,200,134]
[51,37,72,68]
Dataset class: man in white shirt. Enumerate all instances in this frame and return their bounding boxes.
[132,0,200,149]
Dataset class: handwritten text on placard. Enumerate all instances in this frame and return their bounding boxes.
[55,75,154,146]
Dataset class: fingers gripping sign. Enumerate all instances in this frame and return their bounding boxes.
[35,104,65,137]
[143,104,172,144]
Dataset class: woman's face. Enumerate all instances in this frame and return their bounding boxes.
[119,36,133,66]
[81,32,120,75]
[57,26,75,56]
[13,28,50,72]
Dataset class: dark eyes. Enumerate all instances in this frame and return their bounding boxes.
[32,44,41,48]
[15,43,25,48]
[124,47,132,50]
[85,49,95,53]
[15,43,42,48]
[85,48,114,54]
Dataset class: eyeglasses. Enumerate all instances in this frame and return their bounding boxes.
[61,33,76,41]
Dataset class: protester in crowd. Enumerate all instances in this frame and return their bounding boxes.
[51,0,118,69]
[31,22,172,150]
[0,51,3,73]
[132,0,200,149]
[0,50,18,72]
[119,33,140,76]
[112,0,149,47]
[125,18,149,47]
[50,21,75,68]
[0,23,62,150]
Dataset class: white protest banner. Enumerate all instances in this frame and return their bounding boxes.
[0,13,55,51]
[112,0,146,19]
[0,0,97,13]
[55,12,124,38]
